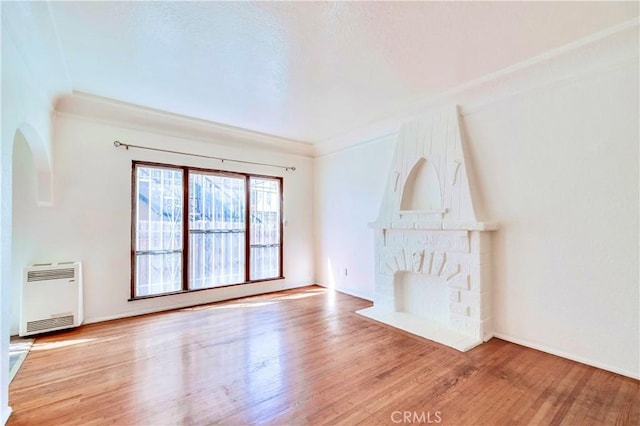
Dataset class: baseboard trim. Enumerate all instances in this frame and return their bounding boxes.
[316,284,373,302]
[84,282,312,325]
[493,332,639,380]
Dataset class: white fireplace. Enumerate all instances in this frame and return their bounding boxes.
[357,106,497,351]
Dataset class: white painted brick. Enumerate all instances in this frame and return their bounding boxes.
[394,298,404,312]
[469,231,480,253]
[467,304,481,320]
[468,264,492,293]
[448,273,470,290]
[480,291,492,318]
[442,263,460,281]
[469,231,491,254]
[375,288,388,298]
[445,251,470,265]
[468,266,481,293]
[459,290,476,305]
[468,294,492,321]
[391,221,412,229]
[482,264,493,288]
[382,282,394,294]
[459,232,471,253]
[449,315,481,339]
[450,302,469,316]
[379,298,394,312]
[460,291,485,320]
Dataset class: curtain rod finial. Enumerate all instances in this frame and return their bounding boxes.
[113,140,121,147]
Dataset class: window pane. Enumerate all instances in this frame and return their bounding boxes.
[135,166,183,296]
[189,173,245,288]
[135,253,182,296]
[250,178,281,280]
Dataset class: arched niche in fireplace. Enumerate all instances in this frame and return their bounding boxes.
[400,156,443,212]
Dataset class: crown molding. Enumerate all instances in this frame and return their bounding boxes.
[54,92,315,158]
[314,18,640,158]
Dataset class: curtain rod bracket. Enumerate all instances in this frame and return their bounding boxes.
[113,140,129,150]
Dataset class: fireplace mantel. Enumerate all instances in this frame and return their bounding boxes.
[370,222,499,231]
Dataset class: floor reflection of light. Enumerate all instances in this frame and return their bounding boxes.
[181,301,276,312]
[31,338,98,351]
[327,287,336,307]
[180,290,325,314]
[246,326,285,423]
[273,290,325,301]
[212,301,276,309]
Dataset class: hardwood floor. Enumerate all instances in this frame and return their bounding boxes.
[8,286,639,425]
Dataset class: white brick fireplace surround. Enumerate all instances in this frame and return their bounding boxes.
[357,106,498,351]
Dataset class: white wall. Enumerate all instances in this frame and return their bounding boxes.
[10,115,315,332]
[314,60,639,377]
[314,136,394,300]
[466,62,639,378]
[2,2,70,422]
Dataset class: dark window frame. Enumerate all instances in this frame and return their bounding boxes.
[130,160,284,300]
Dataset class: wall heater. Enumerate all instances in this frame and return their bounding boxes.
[20,261,83,336]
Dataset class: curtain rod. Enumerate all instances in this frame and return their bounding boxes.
[113,140,296,171]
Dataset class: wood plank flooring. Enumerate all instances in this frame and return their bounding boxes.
[8,286,639,425]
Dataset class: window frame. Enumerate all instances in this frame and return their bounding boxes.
[130,160,284,300]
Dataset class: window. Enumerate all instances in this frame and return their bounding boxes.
[250,177,282,280]
[132,162,283,298]
[189,172,246,289]
[134,165,184,296]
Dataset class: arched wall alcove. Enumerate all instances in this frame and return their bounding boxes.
[400,156,442,211]
[11,127,41,334]
[14,123,52,206]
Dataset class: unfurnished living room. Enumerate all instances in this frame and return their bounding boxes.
[1,1,639,425]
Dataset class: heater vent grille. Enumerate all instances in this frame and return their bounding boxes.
[27,268,76,282]
[26,315,75,333]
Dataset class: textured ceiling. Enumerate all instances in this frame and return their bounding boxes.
[46,1,638,144]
